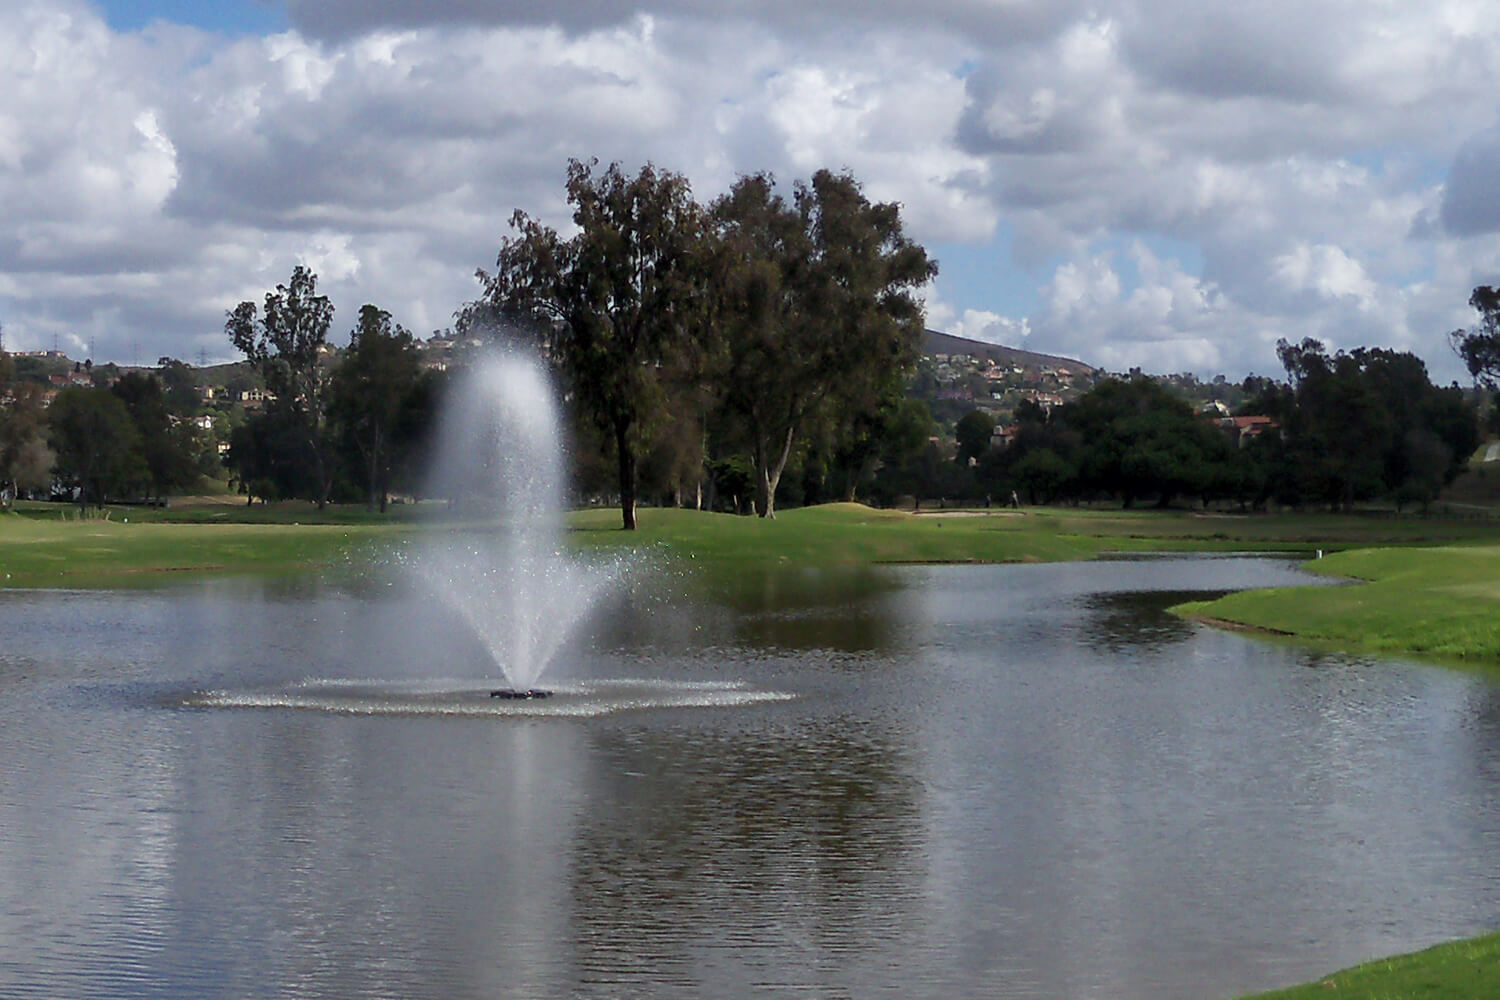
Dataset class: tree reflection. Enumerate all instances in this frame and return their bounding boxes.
[1073,590,1216,655]
[565,719,924,991]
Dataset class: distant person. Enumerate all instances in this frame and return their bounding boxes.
[1010,490,1020,509]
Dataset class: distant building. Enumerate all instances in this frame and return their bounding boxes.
[170,414,215,432]
[1218,415,1276,448]
[239,386,274,409]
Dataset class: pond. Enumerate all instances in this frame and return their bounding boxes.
[1,556,1497,999]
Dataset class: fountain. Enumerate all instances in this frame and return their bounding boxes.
[182,346,794,718]
[419,350,617,697]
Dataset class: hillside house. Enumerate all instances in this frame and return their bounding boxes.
[1218,415,1276,448]
[239,387,274,409]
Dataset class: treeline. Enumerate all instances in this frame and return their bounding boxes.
[952,340,1477,511]
[1,156,1493,518]
[469,160,935,527]
[214,160,936,524]
[0,355,225,507]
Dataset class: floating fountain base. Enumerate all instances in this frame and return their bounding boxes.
[489,688,553,700]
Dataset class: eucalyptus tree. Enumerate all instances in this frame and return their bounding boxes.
[47,387,145,507]
[1274,338,1474,508]
[474,159,709,530]
[711,170,936,518]
[111,372,200,500]
[225,265,337,507]
[1451,285,1500,388]
[0,382,52,506]
[330,304,421,512]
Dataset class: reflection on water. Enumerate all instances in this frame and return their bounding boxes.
[1078,590,1225,654]
[569,721,923,995]
[2,557,1499,999]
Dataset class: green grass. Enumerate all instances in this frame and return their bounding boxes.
[9,499,1500,588]
[1231,932,1500,1000]
[1175,543,1500,662]
[0,512,394,586]
[568,503,1125,567]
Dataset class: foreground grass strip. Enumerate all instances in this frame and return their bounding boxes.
[10,501,1500,588]
[569,504,1500,567]
[1231,931,1500,1000]
[0,515,390,586]
[1176,544,1500,662]
[566,503,1138,567]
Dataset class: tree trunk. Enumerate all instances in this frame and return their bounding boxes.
[615,419,637,531]
[311,438,329,511]
[365,426,386,513]
[754,425,797,519]
[366,454,379,512]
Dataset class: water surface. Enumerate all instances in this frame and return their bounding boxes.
[2,556,1497,999]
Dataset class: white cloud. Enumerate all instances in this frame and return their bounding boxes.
[1272,243,1378,307]
[0,0,1498,380]
[923,292,1031,348]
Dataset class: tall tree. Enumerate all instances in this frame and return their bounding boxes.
[1450,285,1500,387]
[1060,376,1229,507]
[954,408,997,467]
[47,387,144,507]
[712,170,936,518]
[0,382,53,505]
[1273,339,1474,508]
[225,265,337,507]
[156,357,201,415]
[330,304,421,512]
[474,159,708,530]
[111,372,200,500]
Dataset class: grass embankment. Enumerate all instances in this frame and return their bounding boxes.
[570,503,1129,566]
[1231,932,1500,1000]
[1175,543,1500,663]
[8,499,1500,587]
[0,512,393,587]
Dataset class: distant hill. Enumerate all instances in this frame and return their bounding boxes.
[923,329,1100,374]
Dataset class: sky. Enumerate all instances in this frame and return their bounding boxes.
[3,1,1500,380]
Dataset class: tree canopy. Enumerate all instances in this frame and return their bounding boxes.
[710,170,936,517]
[1451,285,1500,388]
[226,265,337,507]
[330,305,423,512]
[475,159,708,530]
[47,387,144,507]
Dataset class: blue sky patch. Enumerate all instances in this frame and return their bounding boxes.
[94,0,286,36]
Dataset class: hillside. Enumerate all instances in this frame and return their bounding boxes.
[923,329,1100,374]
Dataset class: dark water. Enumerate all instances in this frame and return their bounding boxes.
[2,556,1498,999]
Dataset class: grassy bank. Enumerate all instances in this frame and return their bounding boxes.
[1175,543,1500,662]
[9,500,1500,587]
[0,513,393,586]
[1231,931,1500,999]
